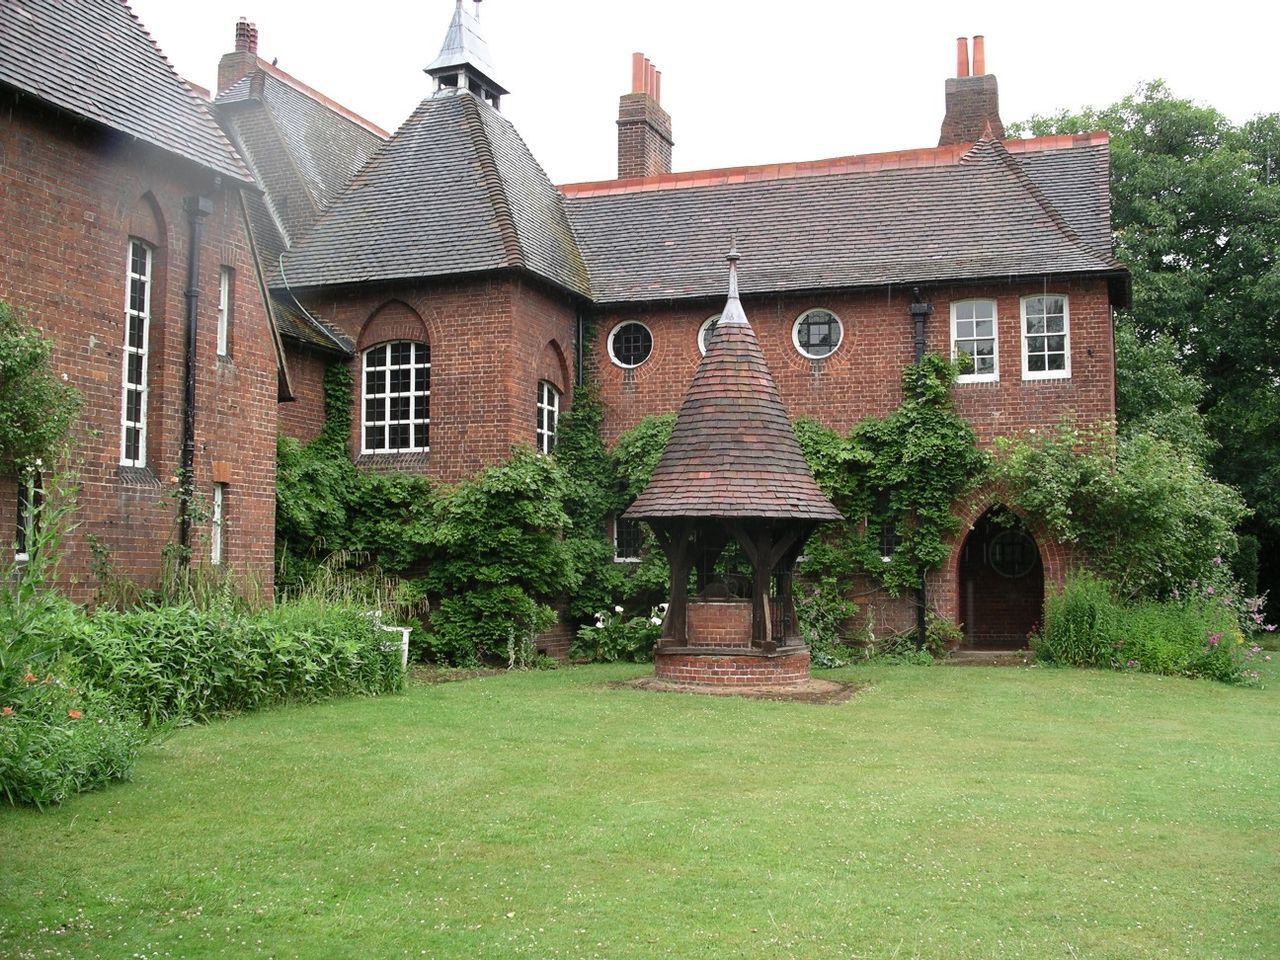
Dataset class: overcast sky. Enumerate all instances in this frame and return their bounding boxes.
[129,0,1275,186]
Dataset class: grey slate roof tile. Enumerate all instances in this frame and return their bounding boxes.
[0,0,250,181]
[280,91,591,298]
[564,139,1119,304]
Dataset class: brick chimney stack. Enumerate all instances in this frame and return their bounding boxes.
[217,18,260,94]
[938,36,1004,146]
[617,53,674,179]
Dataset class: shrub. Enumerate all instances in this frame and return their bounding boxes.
[571,605,662,663]
[0,677,145,808]
[0,300,82,464]
[1037,571,1269,684]
[795,577,857,668]
[65,600,405,726]
[425,588,557,668]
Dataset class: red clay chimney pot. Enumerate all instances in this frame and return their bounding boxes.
[654,69,661,104]
[631,52,645,94]
[972,35,986,75]
[955,37,969,78]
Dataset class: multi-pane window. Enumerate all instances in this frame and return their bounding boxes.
[793,308,843,359]
[211,483,226,565]
[952,300,998,380]
[120,239,152,467]
[1022,295,1070,378]
[217,266,232,357]
[613,516,643,562]
[608,322,653,368]
[15,470,41,563]
[536,380,560,454]
[362,341,430,453]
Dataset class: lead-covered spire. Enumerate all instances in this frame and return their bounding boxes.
[425,0,508,109]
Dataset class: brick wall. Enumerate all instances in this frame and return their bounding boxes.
[655,650,811,685]
[0,95,279,600]
[686,600,753,648]
[293,274,578,483]
[617,93,673,179]
[278,344,331,444]
[590,278,1114,445]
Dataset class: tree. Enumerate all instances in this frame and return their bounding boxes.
[1016,82,1280,599]
[0,301,81,465]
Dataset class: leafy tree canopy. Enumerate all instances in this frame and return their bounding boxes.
[1015,81,1280,597]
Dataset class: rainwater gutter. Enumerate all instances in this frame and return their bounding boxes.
[178,195,213,564]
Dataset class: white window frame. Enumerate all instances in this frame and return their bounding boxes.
[1020,294,1071,380]
[951,299,999,383]
[607,321,653,369]
[216,266,232,357]
[536,380,561,454]
[120,239,152,467]
[613,515,643,563]
[361,341,431,454]
[211,483,225,565]
[791,308,843,360]
[697,313,722,356]
[14,470,39,564]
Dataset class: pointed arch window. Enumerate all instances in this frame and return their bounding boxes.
[362,341,430,453]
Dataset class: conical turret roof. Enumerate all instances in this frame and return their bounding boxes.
[625,249,843,522]
[426,0,508,96]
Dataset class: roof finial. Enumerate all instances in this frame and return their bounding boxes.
[721,237,747,326]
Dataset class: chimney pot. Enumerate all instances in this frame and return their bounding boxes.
[955,37,969,78]
[617,53,673,178]
[972,35,986,75]
[631,52,645,94]
[654,69,661,104]
[235,18,258,55]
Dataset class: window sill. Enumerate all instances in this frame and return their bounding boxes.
[117,465,161,488]
[356,451,430,471]
[1021,371,1072,382]
[955,375,999,385]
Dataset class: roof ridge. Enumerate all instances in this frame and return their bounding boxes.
[256,61,390,138]
[978,138,1120,269]
[559,131,1112,198]
[462,93,526,270]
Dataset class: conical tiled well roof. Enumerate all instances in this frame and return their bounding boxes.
[625,250,843,522]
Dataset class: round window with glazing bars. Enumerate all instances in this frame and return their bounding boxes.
[608,321,653,368]
[792,308,843,359]
[698,314,722,355]
[989,528,1037,579]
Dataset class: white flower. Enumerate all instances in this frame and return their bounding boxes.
[34,458,43,468]
[658,603,669,613]
[594,619,604,629]
[650,617,662,626]
[881,555,892,563]
[595,611,606,620]
[614,605,624,613]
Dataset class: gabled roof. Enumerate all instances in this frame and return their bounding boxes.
[214,64,385,353]
[626,254,843,522]
[562,133,1120,304]
[279,90,591,298]
[0,0,250,182]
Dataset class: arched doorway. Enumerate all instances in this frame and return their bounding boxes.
[958,508,1043,649]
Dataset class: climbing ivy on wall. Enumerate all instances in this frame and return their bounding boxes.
[795,355,990,597]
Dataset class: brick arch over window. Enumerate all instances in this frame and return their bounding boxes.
[358,300,428,351]
[538,339,571,398]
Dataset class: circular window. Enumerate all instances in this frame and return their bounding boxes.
[989,528,1037,579]
[697,314,722,355]
[792,308,843,359]
[608,322,653,368]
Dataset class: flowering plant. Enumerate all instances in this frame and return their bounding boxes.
[570,603,665,663]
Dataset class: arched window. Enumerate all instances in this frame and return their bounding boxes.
[120,239,153,467]
[536,380,560,454]
[362,341,430,453]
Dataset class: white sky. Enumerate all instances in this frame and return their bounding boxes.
[130,0,1276,186]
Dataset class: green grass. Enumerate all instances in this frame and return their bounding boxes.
[3,662,1278,959]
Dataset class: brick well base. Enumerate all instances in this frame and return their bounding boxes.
[654,647,811,686]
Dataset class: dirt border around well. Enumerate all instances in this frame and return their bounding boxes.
[611,676,863,704]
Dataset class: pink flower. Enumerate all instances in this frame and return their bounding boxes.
[1,706,13,717]
[1208,633,1223,647]
[67,709,82,720]
[1206,586,1215,595]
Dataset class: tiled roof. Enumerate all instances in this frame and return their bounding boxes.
[216,67,386,232]
[0,0,250,182]
[214,65,385,352]
[626,258,843,522]
[563,135,1120,304]
[279,90,591,298]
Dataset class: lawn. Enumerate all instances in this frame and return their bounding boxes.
[2,662,1278,959]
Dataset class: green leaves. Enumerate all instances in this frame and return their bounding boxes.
[0,301,81,465]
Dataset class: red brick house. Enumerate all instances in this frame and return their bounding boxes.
[0,0,288,598]
[217,7,1124,647]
